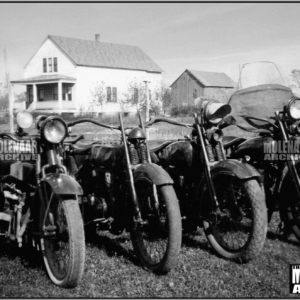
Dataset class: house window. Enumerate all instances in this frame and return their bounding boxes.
[53,85,58,100]
[54,57,58,72]
[48,58,52,72]
[133,88,138,102]
[27,86,33,103]
[42,57,58,73]
[107,87,111,102]
[62,84,72,101]
[38,89,44,101]
[43,58,47,73]
[112,87,117,102]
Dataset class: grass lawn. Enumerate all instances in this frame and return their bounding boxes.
[0,213,299,298]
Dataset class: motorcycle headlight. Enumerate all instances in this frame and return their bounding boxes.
[203,100,232,125]
[287,98,300,120]
[289,121,300,135]
[207,128,224,142]
[212,129,224,142]
[35,115,48,130]
[41,117,68,144]
[16,110,33,129]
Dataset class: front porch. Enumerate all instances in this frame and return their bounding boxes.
[11,74,77,113]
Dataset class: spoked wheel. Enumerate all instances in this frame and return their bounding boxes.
[131,176,182,274]
[202,174,267,262]
[40,184,85,288]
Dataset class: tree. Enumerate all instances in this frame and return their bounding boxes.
[0,93,8,111]
[121,82,146,112]
[90,81,106,113]
[157,84,172,116]
[288,69,300,97]
[122,81,163,116]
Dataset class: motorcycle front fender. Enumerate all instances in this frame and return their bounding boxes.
[211,159,261,181]
[133,163,174,186]
[31,173,83,237]
[41,173,83,195]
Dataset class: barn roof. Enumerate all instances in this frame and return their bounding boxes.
[171,69,234,88]
[47,35,163,73]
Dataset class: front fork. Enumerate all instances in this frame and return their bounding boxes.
[119,113,143,223]
[194,113,220,212]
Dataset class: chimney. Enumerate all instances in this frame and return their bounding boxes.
[95,34,100,43]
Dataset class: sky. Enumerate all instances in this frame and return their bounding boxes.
[0,2,300,94]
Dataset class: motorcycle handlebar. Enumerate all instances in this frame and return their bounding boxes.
[67,118,120,130]
[66,118,135,135]
[0,133,40,142]
[144,117,193,128]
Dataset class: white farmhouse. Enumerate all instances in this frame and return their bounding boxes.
[11,34,163,114]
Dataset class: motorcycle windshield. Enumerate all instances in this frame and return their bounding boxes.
[228,61,294,133]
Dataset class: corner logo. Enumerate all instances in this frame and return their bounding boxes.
[290,264,300,294]
[0,140,38,161]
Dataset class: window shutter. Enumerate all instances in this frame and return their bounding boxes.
[107,87,111,102]
[112,87,117,102]
[43,58,47,73]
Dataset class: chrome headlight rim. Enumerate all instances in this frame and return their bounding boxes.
[16,110,34,129]
[41,116,68,144]
[202,100,232,125]
[287,97,300,120]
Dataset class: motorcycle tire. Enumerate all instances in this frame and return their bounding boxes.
[131,177,182,274]
[202,175,267,262]
[40,195,85,288]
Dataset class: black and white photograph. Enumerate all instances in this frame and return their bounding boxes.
[0,1,300,298]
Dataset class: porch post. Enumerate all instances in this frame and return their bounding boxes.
[32,84,37,111]
[58,81,62,115]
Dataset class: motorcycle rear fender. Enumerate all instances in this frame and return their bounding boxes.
[41,173,83,195]
[211,159,261,181]
[133,163,174,185]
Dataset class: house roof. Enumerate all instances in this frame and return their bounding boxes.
[48,35,163,73]
[11,74,76,84]
[171,69,234,88]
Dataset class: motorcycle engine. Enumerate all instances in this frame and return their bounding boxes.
[0,183,23,233]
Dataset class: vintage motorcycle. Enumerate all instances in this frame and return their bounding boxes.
[0,111,85,288]
[224,61,300,240]
[146,100,268,262]
[63,113,182,274]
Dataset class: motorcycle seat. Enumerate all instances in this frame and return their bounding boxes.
[223,136,246,149]
[148,140,176,153]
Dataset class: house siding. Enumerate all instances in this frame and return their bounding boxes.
[171,72,204,105]
[171,71,234,105]
[14,36,163,114]
[24,39,76,78]
[76,66,162,113]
